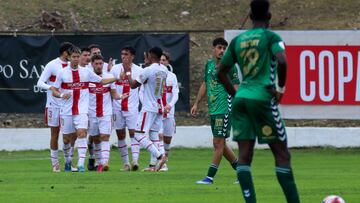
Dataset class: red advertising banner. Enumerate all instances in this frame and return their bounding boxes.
[282,46,360,105]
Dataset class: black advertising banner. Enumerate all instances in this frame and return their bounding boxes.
[0,34,189,113]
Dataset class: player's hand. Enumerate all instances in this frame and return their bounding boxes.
[62,92,72,100]
[164,104,172,113]
[107,58,113,72]
[190,104,197,117]
[121,93,129,100]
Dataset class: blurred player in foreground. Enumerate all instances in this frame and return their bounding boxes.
[217,0,300,202]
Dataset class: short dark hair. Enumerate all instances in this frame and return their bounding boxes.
[121,46,136,55]
[148,47,163,60]
[88,44,100,50]
[212,37,228,47]
[59,42,74,55]
[91,54,104,62]
[81,47,91,53]
[162,51,171,60]
[67,46,81,55]
[250,0,270,21]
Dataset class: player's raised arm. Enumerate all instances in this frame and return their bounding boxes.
[190,81,206,117]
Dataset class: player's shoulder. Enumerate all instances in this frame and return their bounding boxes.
[45,57,60,67]
[102,72,113,79]
[264,29,282,41]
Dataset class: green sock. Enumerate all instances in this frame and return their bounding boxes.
[237,165,256,203]
[275,166,300,203]
[206,164,218,178]
[231,158,238,170]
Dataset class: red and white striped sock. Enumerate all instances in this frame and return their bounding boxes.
[135,132,161,158]
[50,149,59,166]
[130,138,140,164]
[77,138,87,167]
[94,143,101,166]
[63,143,72,164]
[101,141,110,165]
[118,139,130,165]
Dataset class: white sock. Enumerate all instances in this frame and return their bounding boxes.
[77,138,88,167]
[164,143,171,157]
[50,149,59,166]
[94,143,101,166]
[135,132,161,159]
[150,131,165,155]
[70,146,75,160]
[130,137,140,164]
[63,143,72,164]
[118,139,130,165]
[101,141,110,165]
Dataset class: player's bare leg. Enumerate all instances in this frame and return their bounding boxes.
[269,141,300,203]
[76,128,88,172]
[196,137,227,184]
[116,129,130,171]
[129,129,140,171]
[223,143,238,170]
[50,126,60,172]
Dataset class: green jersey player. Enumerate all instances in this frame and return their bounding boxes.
[218,0,300,202]
[191,37,240,184]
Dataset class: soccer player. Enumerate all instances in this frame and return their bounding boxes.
[217,1,300,202]
[88,44,110,72]
[124,47,167,171]
[191,37,239,184]
[87,44,111,170]
[88,54,128,172]
[50,46,119,172]
[158,52,179,171]
[111,46,143,171]
[37,42,73,172]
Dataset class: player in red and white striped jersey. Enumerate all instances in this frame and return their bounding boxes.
[125,47,168,171]
[37,42,73,172]
[86,44,111,170]
[88,54,128,172]
[50,46,119,172]
[111,46,143,171]
[158,52,179,171]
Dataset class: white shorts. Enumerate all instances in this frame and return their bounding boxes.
[45,107,60,127]
[113,110,138,130]
[135,111,162,133]
[60,114,88,134]
[159,117,176,137]
[88,115,112,136]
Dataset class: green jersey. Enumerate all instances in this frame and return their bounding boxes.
[204,59,240,115]
[221,28,285,101]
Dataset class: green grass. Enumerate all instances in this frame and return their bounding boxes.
[0,148,359,203]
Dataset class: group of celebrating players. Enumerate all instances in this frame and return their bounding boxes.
[37,43,179,173]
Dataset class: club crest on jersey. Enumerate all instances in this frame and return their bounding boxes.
[262,125,273,136]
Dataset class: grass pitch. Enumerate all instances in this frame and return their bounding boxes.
[0,148,359,203]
